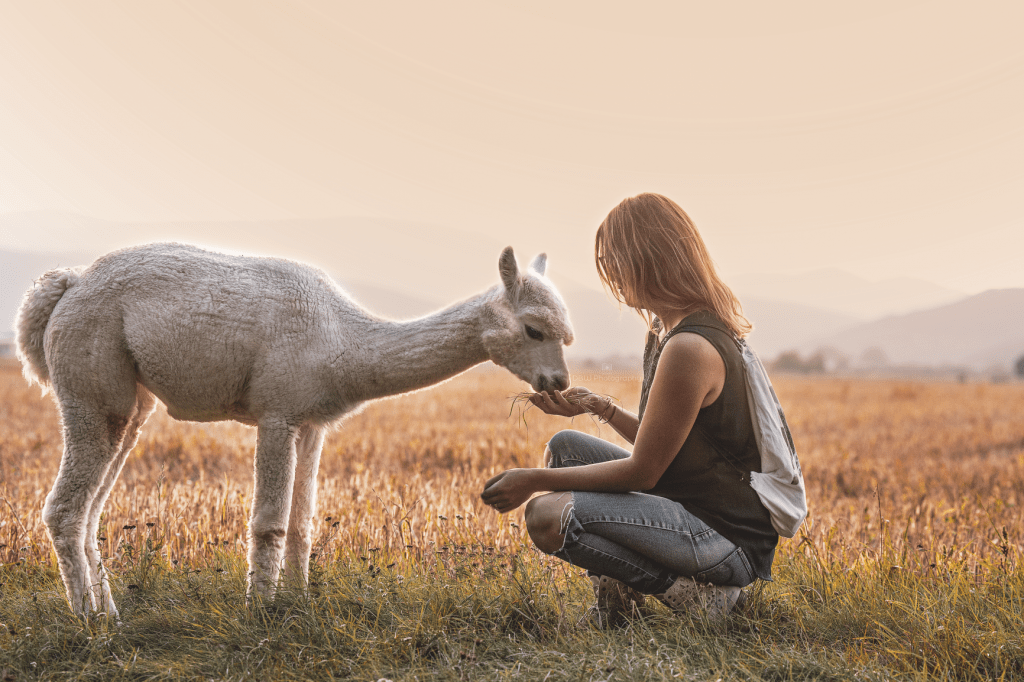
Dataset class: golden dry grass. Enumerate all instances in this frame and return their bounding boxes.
[0,365,635,570]
[3,364,1022,575]
[2,361,1024,680]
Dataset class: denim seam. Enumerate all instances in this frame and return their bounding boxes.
[697,547,740,575]
[569,537,662,582]
[573,516,696,536]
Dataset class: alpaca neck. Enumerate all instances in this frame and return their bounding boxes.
[345,289,497,402]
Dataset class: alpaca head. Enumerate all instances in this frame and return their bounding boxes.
[482,246,574,393]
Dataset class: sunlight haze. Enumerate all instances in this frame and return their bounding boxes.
[1,1,1022,296]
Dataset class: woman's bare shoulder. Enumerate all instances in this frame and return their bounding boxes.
[660,330,721,364]
[656,331,726,404]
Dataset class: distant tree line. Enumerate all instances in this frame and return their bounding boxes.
[771,350,826,374]
[770,350,1024,379]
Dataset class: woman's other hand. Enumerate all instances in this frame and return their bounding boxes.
[529,387,612,419]
[481,469,538,513]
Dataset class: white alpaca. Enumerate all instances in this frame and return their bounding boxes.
[15,242,573,617]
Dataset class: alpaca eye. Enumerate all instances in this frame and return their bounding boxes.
[525,325,544,341]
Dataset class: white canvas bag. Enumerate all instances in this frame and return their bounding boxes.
[737,339,808,538]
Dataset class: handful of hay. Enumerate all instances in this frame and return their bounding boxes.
[508,388,619,427]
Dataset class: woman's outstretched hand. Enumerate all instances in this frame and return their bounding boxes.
[529,386,612,419]
[481,469,537,514]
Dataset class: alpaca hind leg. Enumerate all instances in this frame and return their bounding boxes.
[84,386,157,616]
[284,424,325,587]
[247,419,298,601]
[44,409,124,615]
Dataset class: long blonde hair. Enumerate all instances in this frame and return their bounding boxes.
[595,193,752,338]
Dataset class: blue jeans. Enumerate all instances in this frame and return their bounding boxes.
[545,430,756,594]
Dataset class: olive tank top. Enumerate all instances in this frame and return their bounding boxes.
[637,310,778,581]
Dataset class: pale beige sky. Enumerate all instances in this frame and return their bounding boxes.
[0,1,1021,294]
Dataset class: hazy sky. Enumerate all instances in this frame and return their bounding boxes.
[1,1,1021,295]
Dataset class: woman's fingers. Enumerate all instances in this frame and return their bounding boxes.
[564,386,591,401]
[538,391,560,412]
[551,390,588,416]
[526,390,591,417]
[483,487,511,513]
[524,386,604,419]
[542,391,574,415]
[528,393,558,414]
[532,391,557,414]
[482,492,505,510]
[482,469,534,513]
[482,471,506,496]
[551,390,576,411]
[527,392,555,414]
[490,497,513,513]
[528,387,585,413]
[482,471,518,509]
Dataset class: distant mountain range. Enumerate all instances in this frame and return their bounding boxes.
[739,296,860,360]
[3,245,1022,373]
[732,269,966,319]
[802,288,1024,371]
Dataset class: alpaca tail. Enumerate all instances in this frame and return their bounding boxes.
[15,267,83,390]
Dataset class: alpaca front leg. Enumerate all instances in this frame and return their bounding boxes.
[285,424,325,586]
[247,420,298,602]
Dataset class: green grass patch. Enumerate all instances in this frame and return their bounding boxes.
[2,540,1023,681]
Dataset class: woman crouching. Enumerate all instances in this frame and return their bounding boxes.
[481,193,778,627]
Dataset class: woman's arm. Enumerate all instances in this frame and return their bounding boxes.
[602,402,640,444]
[481,333,726,513]
[532,389,640,444]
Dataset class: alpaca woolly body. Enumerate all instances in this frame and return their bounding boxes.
[15,242,573,616]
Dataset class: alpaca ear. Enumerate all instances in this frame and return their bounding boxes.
[529,253,547,276]
[498,246,519,291]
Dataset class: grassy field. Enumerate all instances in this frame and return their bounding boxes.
[1,360,1023,681]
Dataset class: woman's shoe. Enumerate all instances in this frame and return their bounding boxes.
[578,575,647,629]
[655,577,743,621]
